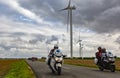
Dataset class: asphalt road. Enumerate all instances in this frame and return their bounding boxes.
[26,60,120,78]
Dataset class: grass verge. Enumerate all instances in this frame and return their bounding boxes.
[0,59,19,78]
[64,59,97,68]
[4,60,35,78]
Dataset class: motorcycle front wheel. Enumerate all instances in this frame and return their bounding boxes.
[57,67,61,75]
[99,66,104,71]
[110,65,115,72]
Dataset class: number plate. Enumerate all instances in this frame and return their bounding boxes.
[56,63,62,67]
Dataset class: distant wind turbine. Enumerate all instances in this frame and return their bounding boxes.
[77,28,83,59]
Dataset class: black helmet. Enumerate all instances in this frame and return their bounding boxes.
[102,48,106,51]
[98,46,101,50]
[54,44,58,49]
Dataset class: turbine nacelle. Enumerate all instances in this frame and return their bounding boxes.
[71,5,76,10]
[61,6,76,10]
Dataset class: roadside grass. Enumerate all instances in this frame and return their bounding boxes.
[115,59,120,71]
[39,59,45,62]
[4,60,35,78]
[39,58,120,71]
[0,59,19,78]
[64,58,97,68]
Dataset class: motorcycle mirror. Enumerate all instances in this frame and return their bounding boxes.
[63,55,67,58]
[114,56,117,58]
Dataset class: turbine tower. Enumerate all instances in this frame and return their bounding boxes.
[61,0,76,58]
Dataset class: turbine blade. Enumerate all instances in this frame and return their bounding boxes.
[60,0,71,11]
[68,0,71,7]
[60,7,68,11]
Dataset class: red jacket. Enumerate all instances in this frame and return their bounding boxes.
[97,50,102,57]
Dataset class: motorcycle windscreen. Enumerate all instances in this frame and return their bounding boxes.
[54,49,63,56]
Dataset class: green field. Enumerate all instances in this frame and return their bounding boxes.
[0,59,35,78]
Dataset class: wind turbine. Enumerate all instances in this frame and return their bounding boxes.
[77,28,84,59]
[61,0,76,58]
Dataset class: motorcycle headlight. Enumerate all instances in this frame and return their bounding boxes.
[55,57,63,62]
[109,57,115,61]
[109,58,112,61]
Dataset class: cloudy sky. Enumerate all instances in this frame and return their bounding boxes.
[0,0,120,58]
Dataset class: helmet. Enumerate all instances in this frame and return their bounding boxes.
[102,48,106,53]
[102,48,106,51]
[54,44,58,49]
[98,46,101,50]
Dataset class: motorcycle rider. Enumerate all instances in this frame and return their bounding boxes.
[48,44,59,65]
[95,48,116,72]
[96,47,102,65]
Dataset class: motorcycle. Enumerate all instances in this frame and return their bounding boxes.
[94,52,116,72]
[47,49,64,75]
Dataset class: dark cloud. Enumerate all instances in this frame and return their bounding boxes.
[2,0,120,33]
[29,34,46,44]
[72,0,120,33]
[29,39,38,44]
[51,35,58,41]
[12,32,26,36]
[0,31,59,52]
[45,35,58,44]
[0,32,27,38]
[0,44,16,51]
[33,34,46,41]
[89,6,120,33]
[18,0,70,24]
[16,0,120,33]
